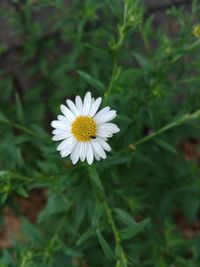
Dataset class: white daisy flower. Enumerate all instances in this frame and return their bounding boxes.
[51,91,120,165]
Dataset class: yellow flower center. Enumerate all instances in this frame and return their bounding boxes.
[71,116,97,142]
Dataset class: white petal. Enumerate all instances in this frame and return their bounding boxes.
[60,104,75,122]
[93,107,110,120]
[52,128,69,135]
[60,137,77,157]
[75,96,83,114]
[93,107,113,123]
[52,132,71,141]
[70,143,81,164]
[86,142,94,165]
[97,123,120,134]
[88,97,102,117]
[51,120,69,130]
[93,149,101,161]
[96,129,113,138]
[82,142,87,161]
[96,138,111,152]
[57,115,70,123]
[79,142,86,162]
[94,110,116,124]
[82,92,92,116]
[57,136,73,151]
[91,140,106,159]
[66,99,80,116]
[94,151,101,161]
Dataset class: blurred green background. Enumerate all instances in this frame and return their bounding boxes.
[0,0,200,266]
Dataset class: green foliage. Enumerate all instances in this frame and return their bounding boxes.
[0,0,200,266]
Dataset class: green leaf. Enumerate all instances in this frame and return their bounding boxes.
[0,171,11,178]
[21,218,44,245]
[120,218,150,240]
[76,225,97,246]
[31,124,50,140]
[77,70,105,91]
[77,223,106,246]
[154,138,177,154]
[96,230,116,261]
[0,250,14,265]
[15,93,25,124]
[132,52,148,67]
[60,242,83,258]
[87,165,105,193]
[117,115,133,124]
[119,69,142,83]
[0,109,9,123]
[38,193,71,221]
[16,186,29,198]
[114,208,136,226]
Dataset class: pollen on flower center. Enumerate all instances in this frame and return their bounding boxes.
[71,116,97,142]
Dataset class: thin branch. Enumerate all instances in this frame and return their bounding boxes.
[130,109,200,148]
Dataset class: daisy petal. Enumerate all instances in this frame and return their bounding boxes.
[93,149,101,161]
[66,99,80,116]
[57,136,73,151]
[82,142,87,161]
[57,115,70,123]
[94,110,116,124]
[51,120,69,130]
[91,140,106,159]
[60,104,75,122]
[93,107,110,121]
[79,142,86,161]
[60,137,77,157]
[52,132,71,141]
[83,92,92,116]
[75,96,83,114]
[86,142,94,165]
[96,138,111,152]
[96,129,113,138]
[70,143,81,164]
[60,149,71,158]
[52,129,68,135]
[98,123,120,134]
[89,97,102,117]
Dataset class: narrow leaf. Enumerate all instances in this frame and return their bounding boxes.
[120,218,150,240]
[16,186,29,198]
[77,70,105,91]
[77,226,97,246]
[132,52,148,67]
[15,93,25,124]
[21,218,44,245]
[87,165,104,193]
[96,230,116,261]
[61,242,83,258]
[0,109,9,123]
[155,138,177,154]
[114,208,136,226]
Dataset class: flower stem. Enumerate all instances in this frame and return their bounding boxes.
[104,60,118,105]
[88,164,128,267]
[0,117,35,136]
[132,109,200,147]
[103,200,128,267]
[104,0,141,104]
